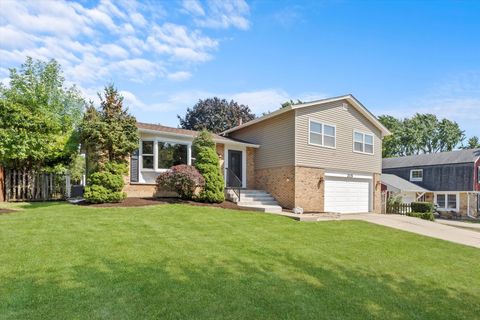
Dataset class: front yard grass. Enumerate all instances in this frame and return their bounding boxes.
[1,203,479,319]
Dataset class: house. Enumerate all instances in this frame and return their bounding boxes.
[382,149,480,217]
[125,94,391,214]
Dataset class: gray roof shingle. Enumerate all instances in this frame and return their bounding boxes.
[383,148,480,169]
[381,174,430,192]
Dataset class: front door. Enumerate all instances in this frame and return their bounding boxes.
[227,150,243,187]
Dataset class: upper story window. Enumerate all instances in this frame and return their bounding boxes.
[478,166,480,184]
[141,141,154,169]
[410,169,423,182]
[353,131,374,154]
[158,142,188,169]
[309,120,336,148]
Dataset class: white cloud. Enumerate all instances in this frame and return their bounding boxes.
[99,43,130,59]
[181,0,205,16]
[0,0,245,88]
[167,71,192,81]
[193,0,250,30]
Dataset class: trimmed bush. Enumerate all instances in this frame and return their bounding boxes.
[84,160,127,204]
[407,211,435,221]
[88,171,124,192]
[84,185,126,204]
[193,130,225,203]
[156,165,205,200]
[411,202,434,213]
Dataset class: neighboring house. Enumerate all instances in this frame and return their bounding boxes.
[382,149,480,217]
[124,94,390,213]
[381,173,430,204]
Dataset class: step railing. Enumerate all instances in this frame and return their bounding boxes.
[225,167,242,202]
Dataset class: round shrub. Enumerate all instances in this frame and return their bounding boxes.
[88,171,124,192]
[156,165,205,200]
[406,211,435,221]
[84,185,111,204]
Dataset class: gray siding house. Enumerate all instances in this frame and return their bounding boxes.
[382,149,480,217]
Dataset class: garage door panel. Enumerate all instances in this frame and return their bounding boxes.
[324,177,371,213]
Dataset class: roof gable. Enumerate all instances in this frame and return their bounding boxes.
[222,94,391,136]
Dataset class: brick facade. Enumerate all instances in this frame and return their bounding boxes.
[255,166,295,209]
[459,192,479,217]
[294,166,325,212]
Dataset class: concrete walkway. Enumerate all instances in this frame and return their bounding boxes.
[281,212,480,248]
[436,219,480,230]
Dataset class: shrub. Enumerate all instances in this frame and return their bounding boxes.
[88,171,124,192]
[411,202,434,213]
[84,185,126,204]
[156,165,205,200]
[192,131,225,203]
[407,211,435,221]
[84,160,127,204]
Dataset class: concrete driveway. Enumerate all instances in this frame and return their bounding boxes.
[339,214,480,248]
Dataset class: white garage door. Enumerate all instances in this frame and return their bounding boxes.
[324,176,371,213]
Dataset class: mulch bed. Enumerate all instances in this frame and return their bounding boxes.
[0,208,16,215]
[78,197,254,211]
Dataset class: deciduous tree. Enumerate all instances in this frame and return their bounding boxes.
[178,97,255,133]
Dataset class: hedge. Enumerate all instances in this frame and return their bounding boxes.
[411,202,434,213]
[406,211,435,221]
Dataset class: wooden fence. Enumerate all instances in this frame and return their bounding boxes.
[386,203,412,215]
[5,169,69,202]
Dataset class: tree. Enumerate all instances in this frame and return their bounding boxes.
[281,99,303,109]
[192,130,224,203]
[178,97,255,133]
[80,85,138,203]
[379,113,465,157]
[0,57,84,170]
[462,136,480,149]
[80,84,138,169]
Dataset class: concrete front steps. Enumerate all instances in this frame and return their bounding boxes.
[226,189,283,213]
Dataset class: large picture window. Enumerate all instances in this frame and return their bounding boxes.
[141,141,154,169]
[353,131,374,154]
[309,120,336,148]
[158,142,188,169]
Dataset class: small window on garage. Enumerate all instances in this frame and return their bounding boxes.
[353,131,374,154]
[309,120,336,148]
[410,169,423,182]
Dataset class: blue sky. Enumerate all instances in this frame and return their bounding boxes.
[1,0,479,138]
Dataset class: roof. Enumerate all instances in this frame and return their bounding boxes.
[136,122,260,148]
[381,173,430,192]
[383,149,480,169]
[221,94,391,136]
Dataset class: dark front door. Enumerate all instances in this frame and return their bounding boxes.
[227,150,243,187]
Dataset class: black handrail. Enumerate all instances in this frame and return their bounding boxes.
[225,167,242,202]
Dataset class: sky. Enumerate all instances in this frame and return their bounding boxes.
[1,0,479,138]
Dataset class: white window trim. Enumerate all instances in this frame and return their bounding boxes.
[223,145,247,188]
[434,192,459,212]
[308,118,336,149]
[352,130,374,155]
[410,169,423,182]
[139,138,192,172]
[140,140,155,171]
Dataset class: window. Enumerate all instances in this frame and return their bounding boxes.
[410,169,423,182]
[447,194,457,209]
[436,194,445,208]
[158,142,188,169]
[141,141,154,169]
[353,131,374,154]
[435,193,457,211]
[309,120,336,148]
[478,166,480,184]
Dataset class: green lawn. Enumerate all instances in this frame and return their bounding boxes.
[1,203,479,319]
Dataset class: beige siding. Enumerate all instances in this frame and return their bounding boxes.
[295,100,382,173]
[228,111,295,169]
